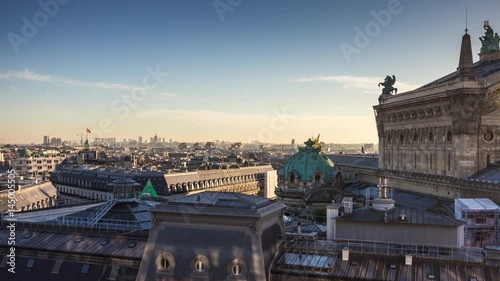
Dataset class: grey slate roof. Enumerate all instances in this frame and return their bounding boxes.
[419,58,500,89]
[469,165,500,183]
[337,207,464,226]
[272,251,500,281]
[171,191,271,209]
[0,229,146,259]
[327,154,379,169]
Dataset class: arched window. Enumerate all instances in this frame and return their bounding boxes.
[314,174,321,184]
[195,261,206,272]
[232,264,242,275]
[156,252,175,273]
[192,255,210,275]
[227,259,247,278]
[161,258,170,269]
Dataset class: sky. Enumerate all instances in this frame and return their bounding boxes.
[0,0,499,145]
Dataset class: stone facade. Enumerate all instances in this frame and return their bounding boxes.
[374,32,500,179]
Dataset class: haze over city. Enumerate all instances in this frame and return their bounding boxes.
[1,0,499,144]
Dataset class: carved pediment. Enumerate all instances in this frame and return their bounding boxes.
[482,88,500,115]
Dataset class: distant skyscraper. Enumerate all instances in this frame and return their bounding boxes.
[139,136,143,144]
[291,139,296,147]
[43,135,49,145]
[162,138,165,143]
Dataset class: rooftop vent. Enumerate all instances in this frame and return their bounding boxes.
[342,248,349,261]
[405,254,413,266]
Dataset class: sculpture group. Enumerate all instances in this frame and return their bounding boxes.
[480,20,500,51]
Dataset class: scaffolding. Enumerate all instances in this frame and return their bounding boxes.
[454,198,500,247]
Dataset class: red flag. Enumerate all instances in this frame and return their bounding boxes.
[86,128,91,133]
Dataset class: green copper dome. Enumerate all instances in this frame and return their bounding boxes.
[19,148,33,158]
[284,136,335,183]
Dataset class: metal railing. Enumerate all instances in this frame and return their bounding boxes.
[0,216,149,235]
[276,235,485,263]
[87,199,116,226]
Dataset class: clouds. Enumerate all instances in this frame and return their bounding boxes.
[294,75,419,94]
[0,69,181,99]
[0,69,53,82]
[0,68,142,92]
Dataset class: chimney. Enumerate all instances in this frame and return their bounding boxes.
[342,248,349,261]
[326,201,341,240]
[457,32,475,79]
[405,254,413,266]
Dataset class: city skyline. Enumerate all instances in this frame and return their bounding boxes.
[1,0,499,144]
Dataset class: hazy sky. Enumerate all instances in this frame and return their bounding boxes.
[1,0,498,144]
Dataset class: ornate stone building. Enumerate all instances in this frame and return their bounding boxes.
[374,23,500,179]
[275,136,347,208]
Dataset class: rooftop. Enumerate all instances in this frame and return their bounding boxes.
[328,154,379,169]
[455,198,500,211]
[170,191,271,209]
[337,207,465,226]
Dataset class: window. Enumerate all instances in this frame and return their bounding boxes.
[228,259,246,277]
[195,261,206,272]
[192,255,210,274]
[161,258,170,270]
[232,264,242,275]
[81,264,90,275]
[476,218,486,224]
[51,260,63,274]
[430,154,433,170]
[448,154,451,172]
[26,259,35,269]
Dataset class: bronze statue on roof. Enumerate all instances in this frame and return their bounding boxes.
[378,75,397,101]
[480,20,500,51]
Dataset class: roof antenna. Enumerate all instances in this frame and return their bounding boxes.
[465,6,468,34]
